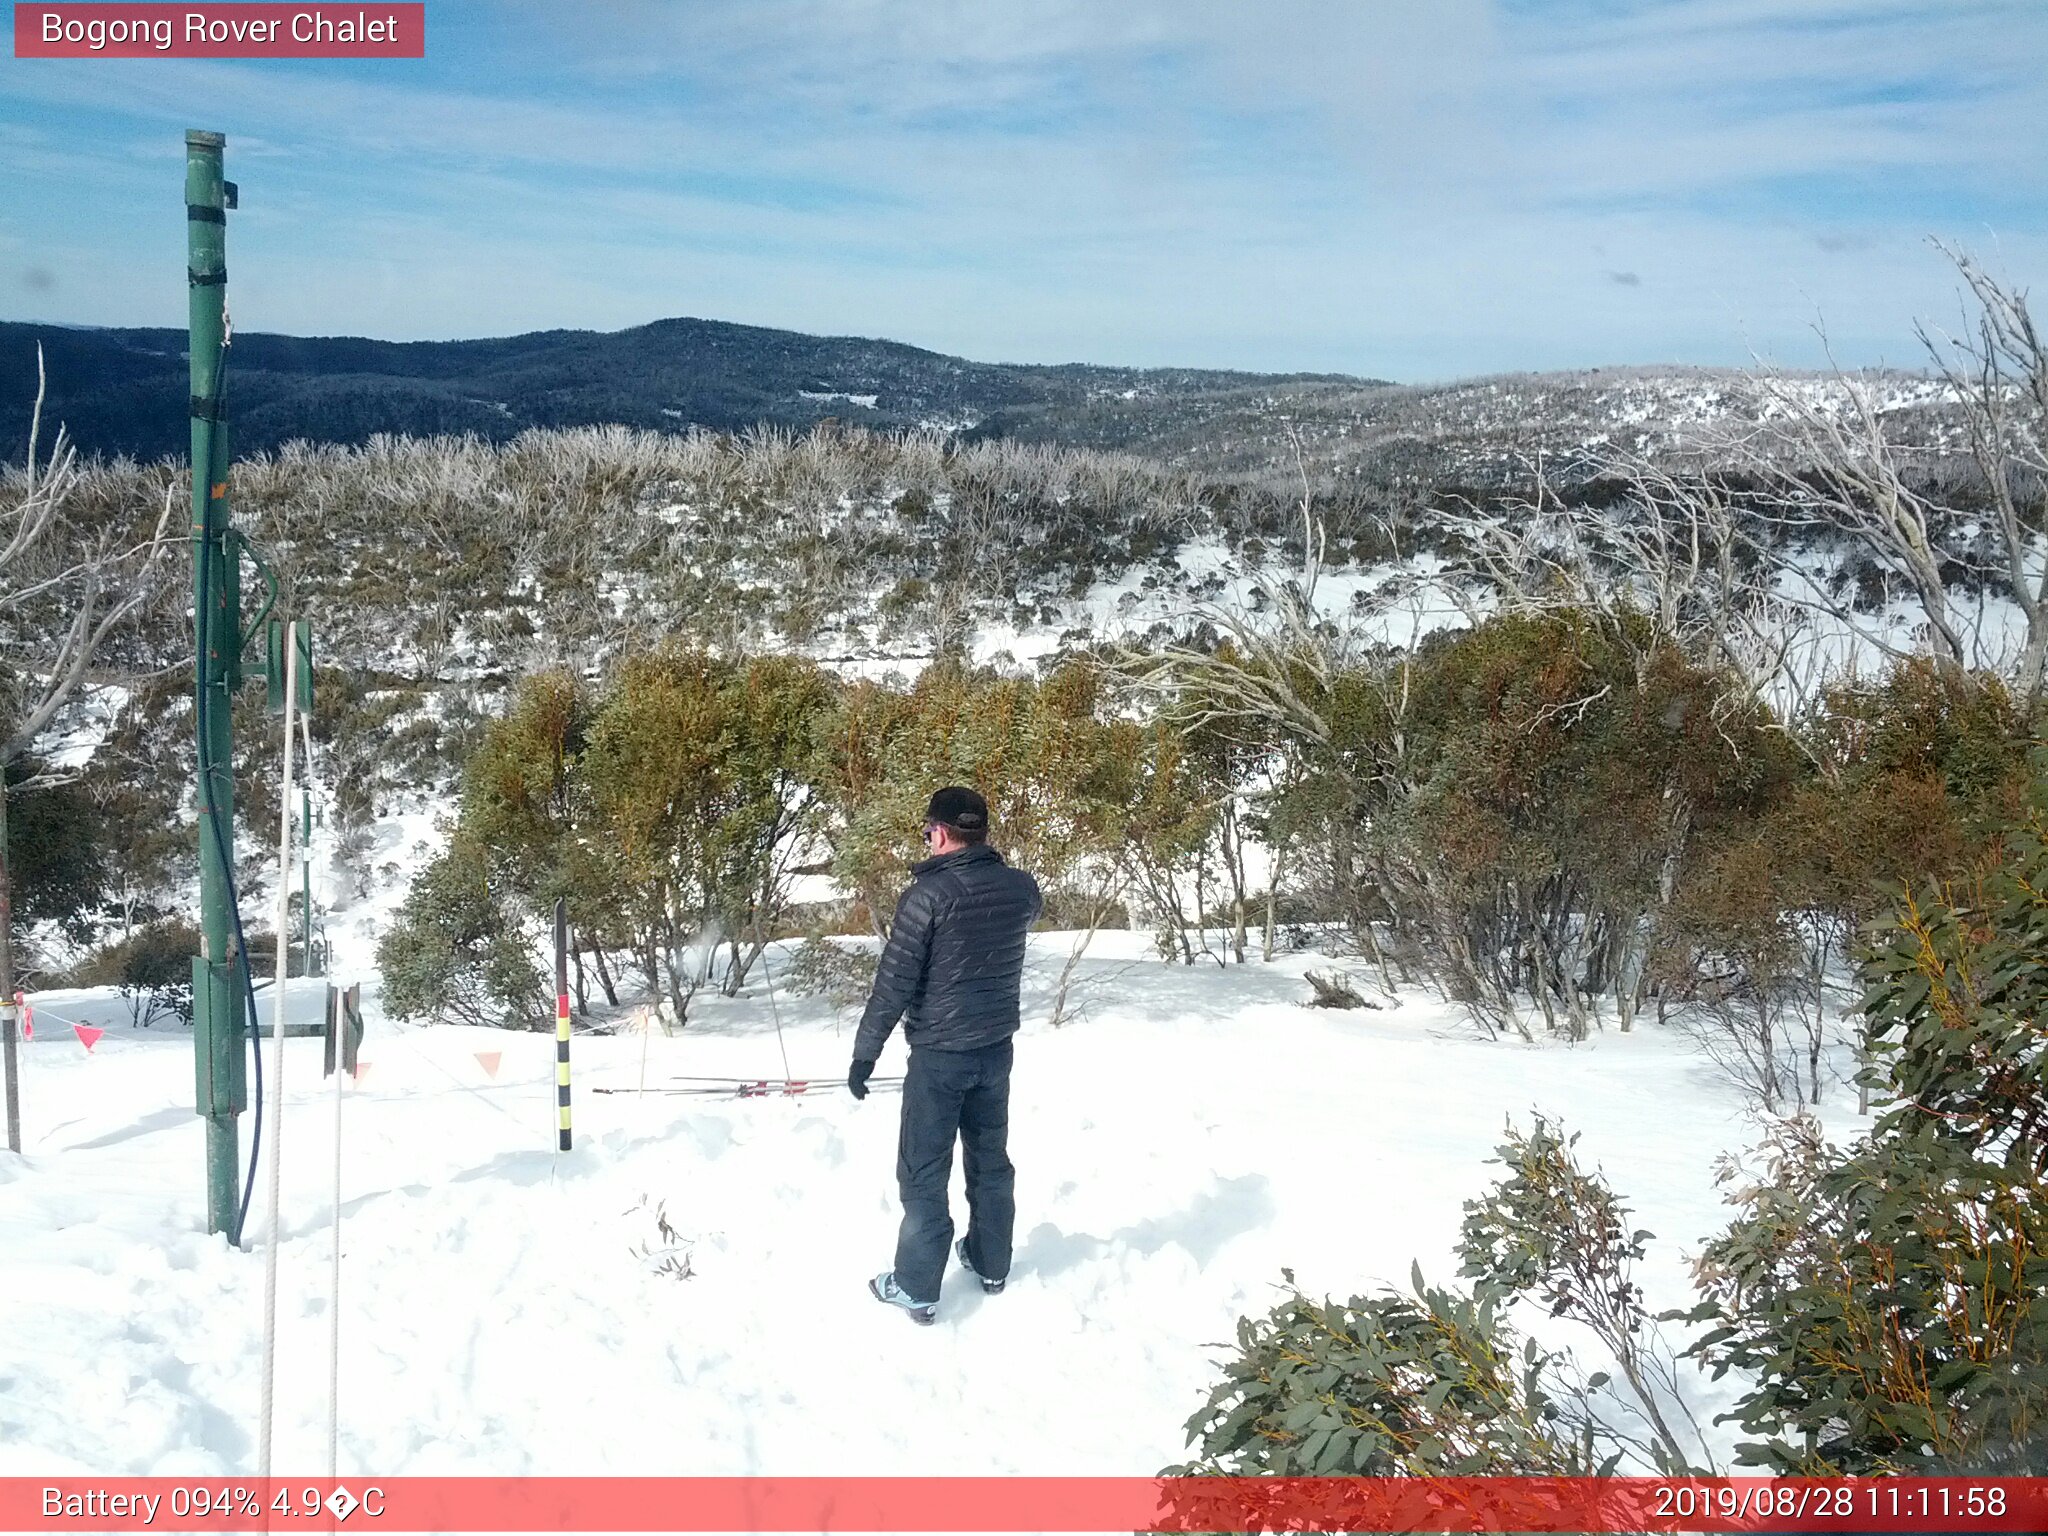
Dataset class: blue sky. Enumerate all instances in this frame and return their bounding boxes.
[3,0,2046,380]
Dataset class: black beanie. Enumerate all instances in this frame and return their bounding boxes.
[925,785,989,833]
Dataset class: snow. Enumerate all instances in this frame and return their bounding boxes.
[967,540,1473,668]
[318,796,442,980]
[40,684,130,771]
[0,934,1857,1477]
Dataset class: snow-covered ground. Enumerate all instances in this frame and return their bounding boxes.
[0,935,1863,1477]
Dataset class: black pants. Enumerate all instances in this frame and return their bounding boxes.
[893,1038,1015,1304]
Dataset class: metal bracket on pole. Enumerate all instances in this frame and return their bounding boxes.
[322,983,363,1077]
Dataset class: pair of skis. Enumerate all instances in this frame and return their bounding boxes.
[593,1074,905,1098]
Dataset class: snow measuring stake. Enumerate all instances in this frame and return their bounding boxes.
[555,898,573,1150]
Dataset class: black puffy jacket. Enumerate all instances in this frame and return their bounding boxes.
[853,844,1044,1059]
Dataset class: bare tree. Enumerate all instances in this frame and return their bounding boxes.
[1437,456,1801,713]
[1,348,175,1150]
[1736,249,2047,705]
[1111,480,1424,984]
[1920,246,2048,702]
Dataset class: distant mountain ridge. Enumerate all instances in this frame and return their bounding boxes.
[2,314,1947,491]
[0,314,1368,464]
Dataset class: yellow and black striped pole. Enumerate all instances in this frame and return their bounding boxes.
[553,897,572,1151]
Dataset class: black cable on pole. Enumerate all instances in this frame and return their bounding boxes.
[190,347,266,1247]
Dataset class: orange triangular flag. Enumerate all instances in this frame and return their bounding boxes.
[17,993,29,1041]
[474,1051,502,1079]
[74,1023,104,1053]
[352,1060,374,1084]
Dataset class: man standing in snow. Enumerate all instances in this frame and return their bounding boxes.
[850,786,1043,1325]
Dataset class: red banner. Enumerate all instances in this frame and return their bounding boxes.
[3,1478,2047,1532]
[13,4,424,58]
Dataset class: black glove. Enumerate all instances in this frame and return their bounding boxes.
[848,1058,877,1100]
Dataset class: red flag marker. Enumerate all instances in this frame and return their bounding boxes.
[73,1023,104,1053]
[475,1051,502,1079]
[16,992,29,1041]
[352,1060,374,1084]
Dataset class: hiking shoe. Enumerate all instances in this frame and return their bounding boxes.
[869,1271,937,1326]
[956,1237,1006,1295]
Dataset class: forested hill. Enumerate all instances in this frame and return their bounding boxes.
[0,316,1366,464]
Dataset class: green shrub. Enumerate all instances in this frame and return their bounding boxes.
[1170,1266,1605,1477]
[375,841,551,1030]
[780,935,876,1009]
[71,918,200,1027]
[1685,1112,2046,1472]
[1677,801,2048,1472]
[4,763,110,942]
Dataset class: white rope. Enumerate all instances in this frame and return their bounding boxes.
[257,622,298,1480]
[298,700,321,978]
[327,983,343,1479]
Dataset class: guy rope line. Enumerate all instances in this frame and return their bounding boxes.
[757,942,795,1083]
[256,619,300,1480]
[296,696,344,1482]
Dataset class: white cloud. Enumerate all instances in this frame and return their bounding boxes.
[3,0,2045,376]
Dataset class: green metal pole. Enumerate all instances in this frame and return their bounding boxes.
[187,129,243,1237]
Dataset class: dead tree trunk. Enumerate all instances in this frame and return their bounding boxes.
[1,769,21,1154]
[590,941,621,1008]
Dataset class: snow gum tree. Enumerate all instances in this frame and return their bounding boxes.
[377,651,835,1028]
[815,659,1168,952]
[1654,661,2032,1108]
[577,649,831,1016]
[375,835,554,1031]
